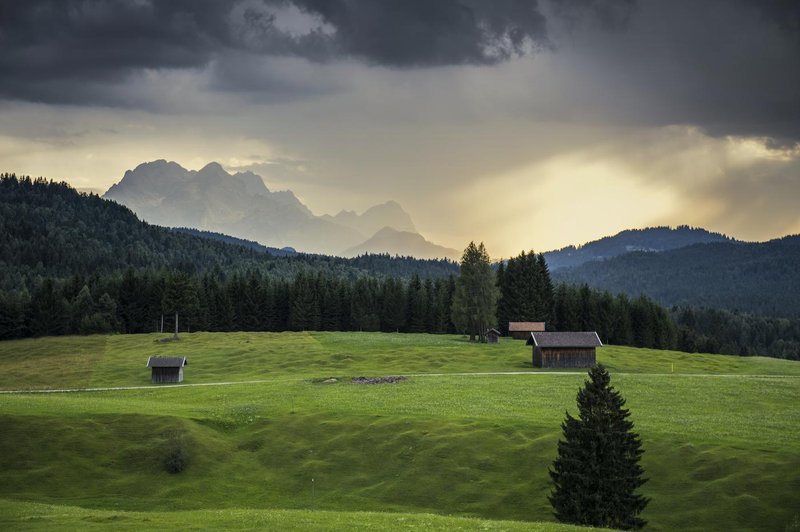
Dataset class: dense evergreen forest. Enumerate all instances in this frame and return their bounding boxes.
[0,267,676,348]
[1,174,798,359]
[2,263,796,359]
[552,236,800,318]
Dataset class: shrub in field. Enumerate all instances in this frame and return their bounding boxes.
[163,432,189,474]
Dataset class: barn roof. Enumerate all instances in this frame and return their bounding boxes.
[486,328,501,335]
[508,321,545,332]
[526,332,602,348]
[147,356,187,368]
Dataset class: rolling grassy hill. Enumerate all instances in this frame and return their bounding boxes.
[0,332,798,531]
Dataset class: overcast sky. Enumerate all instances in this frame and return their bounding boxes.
[1,0,798,256]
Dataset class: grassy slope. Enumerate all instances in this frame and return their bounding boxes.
[2,332,799,392]
[0,500,597,531]
[0,332,799,531]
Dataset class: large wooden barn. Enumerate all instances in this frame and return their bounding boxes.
[526,332,602,368]
[147,356,187,384]
[508,321,545,340]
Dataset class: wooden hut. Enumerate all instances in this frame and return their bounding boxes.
[147,356,187,384]
[526,332,602,368]
[486,328,501,344]
[508,321,545,340]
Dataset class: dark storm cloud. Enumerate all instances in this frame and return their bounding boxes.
[533,0,800,145]
[0,0,226,105]
[1,0,798,144]
[292,0,549,66]
[0,0,553,105]
[0,1,225,78]
[548,0,637,31]
[745,0,800,34]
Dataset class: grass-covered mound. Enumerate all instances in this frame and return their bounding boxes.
[0,332,799,530]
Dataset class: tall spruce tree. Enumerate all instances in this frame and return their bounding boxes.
[451,242,498,342]
[549,364,649,530]
[497,251,554,332]
[162,271,198,336]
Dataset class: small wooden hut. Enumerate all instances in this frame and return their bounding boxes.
[526,332,602,368]
[486,328,501,344]
[147,356,187,384]
[508,321,545,340]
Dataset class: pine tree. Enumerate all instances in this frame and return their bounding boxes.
[162,271,198,337]
[29,279,67,337]
[118,268,146,333]
[549,364,649,530]
[405,274,427,333]
[380,277,406,332]
[497,251,555,332]
[535,253,555,323]
[451,242,498,342]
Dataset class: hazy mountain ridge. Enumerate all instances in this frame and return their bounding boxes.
[552,235,800,318]
[342,227,460,260]
[104,160,452,258]
[322,201,417,236]
[543,226,733,270]
[0,174,459,286]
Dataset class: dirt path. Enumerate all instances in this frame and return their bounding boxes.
[0,371,796,395]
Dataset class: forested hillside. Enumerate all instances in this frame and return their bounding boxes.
[0,174,457,290]
[552,237,800,318]
[543,226,732,270]
[1,174,798,359]
[170,227,297,256]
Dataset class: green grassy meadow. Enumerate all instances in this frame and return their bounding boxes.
[0,332,798,530]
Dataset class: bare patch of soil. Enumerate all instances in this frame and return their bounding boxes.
[351,376,407,385]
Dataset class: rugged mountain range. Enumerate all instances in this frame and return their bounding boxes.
[543,226,732,270]
[104,160,456,258]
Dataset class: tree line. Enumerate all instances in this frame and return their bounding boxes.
[0,263,668,344]
[0,269,458,338]
[3,258,796,360]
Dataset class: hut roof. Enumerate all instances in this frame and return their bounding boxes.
[486,328,501,335]
[509,321,545,332]
[526,332,602,348]
[147,356,187,368]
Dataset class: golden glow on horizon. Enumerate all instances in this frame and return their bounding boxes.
[452,155,679,258]
[2,120,798,256]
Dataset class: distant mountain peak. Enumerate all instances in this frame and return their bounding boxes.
[372,226,403,237]
[130,159,183,174]
[200,161,225,172]
[324,199,416,235]
[103,160,452,258]
[343,226,459,260]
